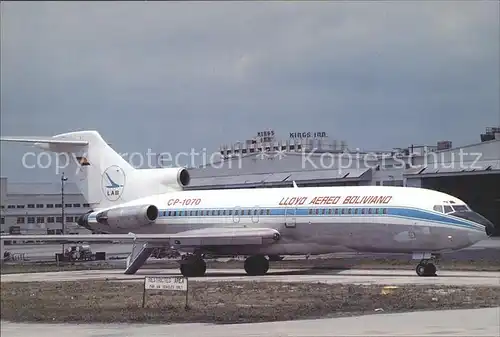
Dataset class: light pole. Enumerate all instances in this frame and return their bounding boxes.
[61,172,68,253]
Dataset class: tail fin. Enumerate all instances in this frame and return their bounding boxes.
[1,131,190,209]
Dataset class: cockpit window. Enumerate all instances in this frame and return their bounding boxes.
[433,205,443,213]
[452,205,469,212]
[433,203,470,214]
[443,205,453,213]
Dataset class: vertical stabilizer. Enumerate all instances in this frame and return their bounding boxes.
[1,130,191,210]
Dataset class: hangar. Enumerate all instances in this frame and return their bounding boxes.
[1,127,499,236]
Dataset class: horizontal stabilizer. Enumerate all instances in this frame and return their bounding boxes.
[0,136,88,146]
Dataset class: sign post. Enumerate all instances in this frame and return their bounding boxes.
[143,276,189,309]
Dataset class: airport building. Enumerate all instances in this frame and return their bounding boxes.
[1,126,499,235]
[0,177,91,235]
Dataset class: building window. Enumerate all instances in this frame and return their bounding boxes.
[27,217,35,224]
[56,217,63,223]
[73,204,81,208]
[36,204,44,208]
[66,216,73,222]
[47,217,55,223]
[46,204,54,208]
[17,205,25,208]
[28,204,35,208]
[65,204,72,208]
[83,203,90,207]
[17,217,25,224]
[36,217,44,224]
[1,217,4,225]
[375,181,381,186]
[55,204,62,208]
[8,205,15,209]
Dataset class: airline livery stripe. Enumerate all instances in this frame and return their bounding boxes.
[156,207,484,231]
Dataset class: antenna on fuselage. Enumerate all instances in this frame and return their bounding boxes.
[292,181,298,188]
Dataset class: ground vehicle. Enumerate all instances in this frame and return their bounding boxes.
[64,243,94,261]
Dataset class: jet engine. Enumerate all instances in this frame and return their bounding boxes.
[78,205,159,230]
[139,167,191,189]
[163,167,190,188]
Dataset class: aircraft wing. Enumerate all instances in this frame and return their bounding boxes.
[0,227,281,247]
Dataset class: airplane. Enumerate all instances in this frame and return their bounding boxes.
[0,130,495,278]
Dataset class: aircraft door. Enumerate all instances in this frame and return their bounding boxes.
[284,207,297,228]
[232,207,241,224]
[251,206,260,223]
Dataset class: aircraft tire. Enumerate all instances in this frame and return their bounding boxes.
[416,262,437,277]
[180,258,206,277]
[244,255,269,276]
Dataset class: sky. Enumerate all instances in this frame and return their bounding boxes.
[1,1,499,182]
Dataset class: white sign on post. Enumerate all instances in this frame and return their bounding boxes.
[144,276,187,291]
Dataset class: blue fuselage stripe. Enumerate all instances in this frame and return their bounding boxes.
[156,206,483,231]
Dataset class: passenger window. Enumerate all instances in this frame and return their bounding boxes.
[229,210,233,215]
[266,209,270,215]
[260,209,264,215]
[334,209,339,215]
[444,206,453,213]
[195,211,199,216]
[309,209,313,215]
[173,211,177,216]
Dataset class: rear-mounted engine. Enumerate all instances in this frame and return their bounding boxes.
[79,205,159,230]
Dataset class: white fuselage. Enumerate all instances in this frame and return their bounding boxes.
[88,186,489,256]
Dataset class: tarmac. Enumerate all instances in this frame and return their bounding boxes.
[2,268,500,287]
[4,237,500,262]
[2,238,500,336]
[2,307,499,336]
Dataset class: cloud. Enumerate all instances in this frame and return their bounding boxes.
[1,1,499,182]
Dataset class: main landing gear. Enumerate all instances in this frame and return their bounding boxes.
[179,254,270,277]
[416,259,437,277]
[244,255,269,276]
[179,255,207,277]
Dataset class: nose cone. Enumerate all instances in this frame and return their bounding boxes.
[451,211,495,237]
[484,222,496,237]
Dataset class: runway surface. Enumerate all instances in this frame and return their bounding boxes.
[4,243,133,259]
[2,268,500,286]
[2,307,499,336]
[4,237,500,262]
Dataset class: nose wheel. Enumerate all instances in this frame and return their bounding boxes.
[416,259,437,277]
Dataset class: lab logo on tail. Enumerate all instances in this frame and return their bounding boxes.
[101,165,126,201]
